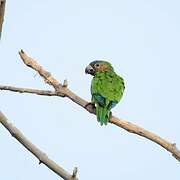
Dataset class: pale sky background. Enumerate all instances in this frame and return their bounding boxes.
[0,0,180,179]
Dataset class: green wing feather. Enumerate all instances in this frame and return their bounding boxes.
[91,70,125,125]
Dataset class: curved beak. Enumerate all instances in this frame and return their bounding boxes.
[85,65,95,75]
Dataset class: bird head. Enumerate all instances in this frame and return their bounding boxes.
[85,60,114,76]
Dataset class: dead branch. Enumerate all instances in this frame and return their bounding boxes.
[0,0,6,39]
[0,85,57,96]
[1,50,180,163]
[0,111,78,180]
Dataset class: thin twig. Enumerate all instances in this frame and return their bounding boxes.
[72,167,78,178]
[0,85,58,96]
[0,111,78,180]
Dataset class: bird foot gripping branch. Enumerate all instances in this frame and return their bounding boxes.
[84,102,96,114]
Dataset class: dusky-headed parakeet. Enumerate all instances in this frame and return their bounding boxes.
[85,61,125,125]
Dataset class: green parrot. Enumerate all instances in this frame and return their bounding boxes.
[85,60,125,125]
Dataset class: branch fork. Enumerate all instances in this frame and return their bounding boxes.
[1,50,180,180]
[17,50,180,162]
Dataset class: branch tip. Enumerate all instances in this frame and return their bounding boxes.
[63,79,68,88]
[72,167,78,178]
[20,49,24,54]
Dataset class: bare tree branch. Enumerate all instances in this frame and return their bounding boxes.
[18,50,180,161]
[0,111,78,180]
[0,0,6,40]
[0,85,58,96]
[1,50,180,163]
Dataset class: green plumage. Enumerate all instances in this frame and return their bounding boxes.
[89,61,125,125]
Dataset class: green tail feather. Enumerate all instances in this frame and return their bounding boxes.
[96,105,110,125]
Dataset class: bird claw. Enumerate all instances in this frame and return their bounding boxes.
[109,111,112,121]
[85,102,96,113]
